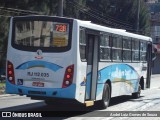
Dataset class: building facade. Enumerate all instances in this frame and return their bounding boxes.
[147,1,160,74]
[145,0,158,3]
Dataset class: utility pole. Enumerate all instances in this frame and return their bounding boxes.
[58,0,63,17]
[136,0,140,34]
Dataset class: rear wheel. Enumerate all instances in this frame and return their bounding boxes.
[97,83,111,109]
[44,99,58,105]
[132,85,141,99]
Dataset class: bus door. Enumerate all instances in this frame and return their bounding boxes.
[146,42,152,88]
[85,30,99,105]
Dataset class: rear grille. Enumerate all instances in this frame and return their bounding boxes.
[28,91,46,95]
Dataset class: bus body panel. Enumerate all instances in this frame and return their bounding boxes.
[77,20,151,102]
[6,47,77,98]
[97,63,140,98]
[6,16,152,106]
[7,49,73,87]
[77,61,147,102]
[6,80,76,99]
[6,16,78,101]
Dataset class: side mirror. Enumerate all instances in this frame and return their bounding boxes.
[152,52,157,61]
[152,46,158,61]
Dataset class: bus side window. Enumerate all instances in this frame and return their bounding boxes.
[123,37,131,62]
[132,39,140,62]
[79,29,86,61]
[99,33,111,61]
[140,41,147,62]
[112,35,122,61]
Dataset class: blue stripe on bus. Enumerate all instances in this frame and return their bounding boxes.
[83,64,140,96]
[98,64,139,83]
[16,60,63,72]
[6,80,76,99]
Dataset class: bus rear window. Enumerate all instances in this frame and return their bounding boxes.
[12,16,73,52]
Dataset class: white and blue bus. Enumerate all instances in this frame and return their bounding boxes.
[6,16,152,109]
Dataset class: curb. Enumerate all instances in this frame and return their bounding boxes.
[151,74,160,78]
[0,94,17,97]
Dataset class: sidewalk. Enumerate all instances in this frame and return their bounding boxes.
[151,74,160,78]
[0,94,16,97]
[150,74,160,89]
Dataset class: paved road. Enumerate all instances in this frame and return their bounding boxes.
[0,74,160,119]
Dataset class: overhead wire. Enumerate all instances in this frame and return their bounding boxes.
[65,1,131,29]
[0,14,11,17]
[66,0,133,30]
[71,0,132,27]
[67,0,154,33]
[0,2,133,29]
[0,6,42,15]
[0,9,28,15]
[0,2,149,33]
[0,6,43,19]
[66,2,113,25]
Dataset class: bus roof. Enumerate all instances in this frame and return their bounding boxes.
[75,19,152,42]
[12,15,152,42]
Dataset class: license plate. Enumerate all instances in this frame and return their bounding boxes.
[32,82,44,87]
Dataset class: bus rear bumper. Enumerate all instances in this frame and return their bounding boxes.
[5,80,76,99]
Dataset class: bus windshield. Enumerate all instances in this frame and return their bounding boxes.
[12,17,73,52]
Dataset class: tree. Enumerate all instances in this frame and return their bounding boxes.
[0,0,87,73]
[0,0,151,74]
[138,0,151,35]
[64,0,86,19]
[0,16,9,74]
[86,0,151,35]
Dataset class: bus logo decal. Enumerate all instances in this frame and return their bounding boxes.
[16,60,63,72]
[37,49,42,56]
[35,49,43,59]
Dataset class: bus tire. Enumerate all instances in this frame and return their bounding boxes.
[132,85,141,99]
[98,83,111,109]
[44,99,57,105]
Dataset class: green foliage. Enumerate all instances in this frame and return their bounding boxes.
[0,0,151,56]
[64,0,86,19]
[0,82,5,87]
[87,0,150,35]
[0,0,151,74]
[139,1,151,35]
[0,15,9,73]
[0,17,9,50]
[0,0,60,72]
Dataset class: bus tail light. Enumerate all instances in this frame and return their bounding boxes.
[62,64,74,88]
[7,61,15,84]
